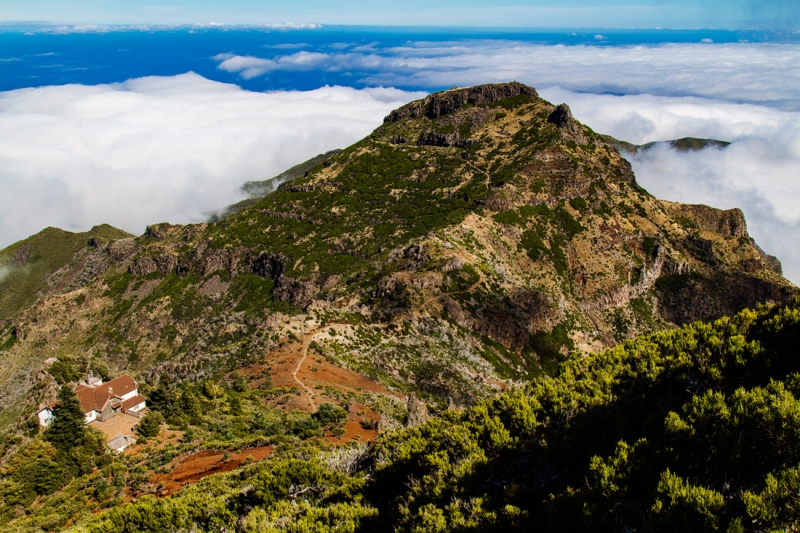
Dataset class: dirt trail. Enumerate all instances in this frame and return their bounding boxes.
[292,329,321,411]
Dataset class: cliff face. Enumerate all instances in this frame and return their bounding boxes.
[0,83,794,432]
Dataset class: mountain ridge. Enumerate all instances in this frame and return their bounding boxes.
[0,81,792,414]
[0,83,796,530]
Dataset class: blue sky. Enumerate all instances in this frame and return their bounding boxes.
[0,0,797,29]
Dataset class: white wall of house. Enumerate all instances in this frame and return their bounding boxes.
[84,410,97,423]
[127,400,146,413]
[120,389,137,401]
[37,409,54,427]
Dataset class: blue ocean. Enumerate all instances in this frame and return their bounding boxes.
[1,26,797,92]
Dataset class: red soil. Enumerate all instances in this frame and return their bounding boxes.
[152,446,274,497]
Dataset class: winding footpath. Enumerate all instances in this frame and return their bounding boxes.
[292,329,320,411]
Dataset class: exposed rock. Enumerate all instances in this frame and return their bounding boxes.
[417,132,478,148]
[405,393,429,427]
[663,260,691,276]
[687,237,714,255]
[259,209,309,222]
[390,135,408,144]
[106,239,136,261]
[750,238,783,275]
[547,103,578,133]
[10,245,32,266]
[742,258,763,273]
[442,256,465,272]
[128,254,178,276]
[273,277,320,308]
[582,244,666,311]
[385,82,538,122]
[145,223,177,240]
[667,204,748,238]
[199,246,250,277]
[198,275,230,298]
[250,251,287,281]
[288,185,316,193]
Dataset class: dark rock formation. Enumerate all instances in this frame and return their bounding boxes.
[128,254,178,276]
[390,135,408,144]
[668,204,748,238]
[547,103,578,133]
[250,251,287,281]
[417,132,478,148]
[145,223,176,240]
[687,237,714,255]
[406,393,429,427]
[385,82,538,123]
[106,239,136,261]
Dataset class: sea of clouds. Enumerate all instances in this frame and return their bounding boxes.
[2,39,800,282]
[0,73,422,247]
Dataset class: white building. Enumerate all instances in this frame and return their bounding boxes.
[74,374,146,423]
[37,374,147,427]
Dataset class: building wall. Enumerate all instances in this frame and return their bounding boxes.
[120,389,138,401]
[37,409,54,427]
[127,401,146,413]
[85,410,97,423]
[99,402,114,422]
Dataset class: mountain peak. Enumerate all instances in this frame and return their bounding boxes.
[385,81,538,122]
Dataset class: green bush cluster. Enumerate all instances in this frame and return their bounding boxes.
[0,386,114,527]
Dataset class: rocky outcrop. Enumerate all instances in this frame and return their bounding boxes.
[259,209,309,222]
[405,393,429,427]
[547,104,578,133]
[417,132,478,148]
[663,260,691,276]
[582,244,666,311]
[273,277,320,308]
[250,251,287,281]
[145,223,177,240]
[750,238,783,275]
[106,239,136,261]
[128,254,178,276]
[687,237,714,255]
[199,246,250,277]
[668,204,748,238]
[385,82,538,123]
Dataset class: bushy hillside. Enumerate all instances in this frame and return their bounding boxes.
[31,297,796,533]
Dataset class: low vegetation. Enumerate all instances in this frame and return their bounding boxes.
[6,297,786,532]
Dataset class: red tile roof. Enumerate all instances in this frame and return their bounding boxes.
[122,394,147,411]
[74,375,138,414]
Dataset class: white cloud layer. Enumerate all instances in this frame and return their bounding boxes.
[0,73,422,248]
[541,88,800,284]
[217,42,800,110]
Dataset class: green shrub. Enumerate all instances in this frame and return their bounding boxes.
[137,411,164,439]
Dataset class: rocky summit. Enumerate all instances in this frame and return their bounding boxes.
[0,82,796,531]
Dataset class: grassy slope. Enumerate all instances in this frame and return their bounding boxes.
[0,225,133,321]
